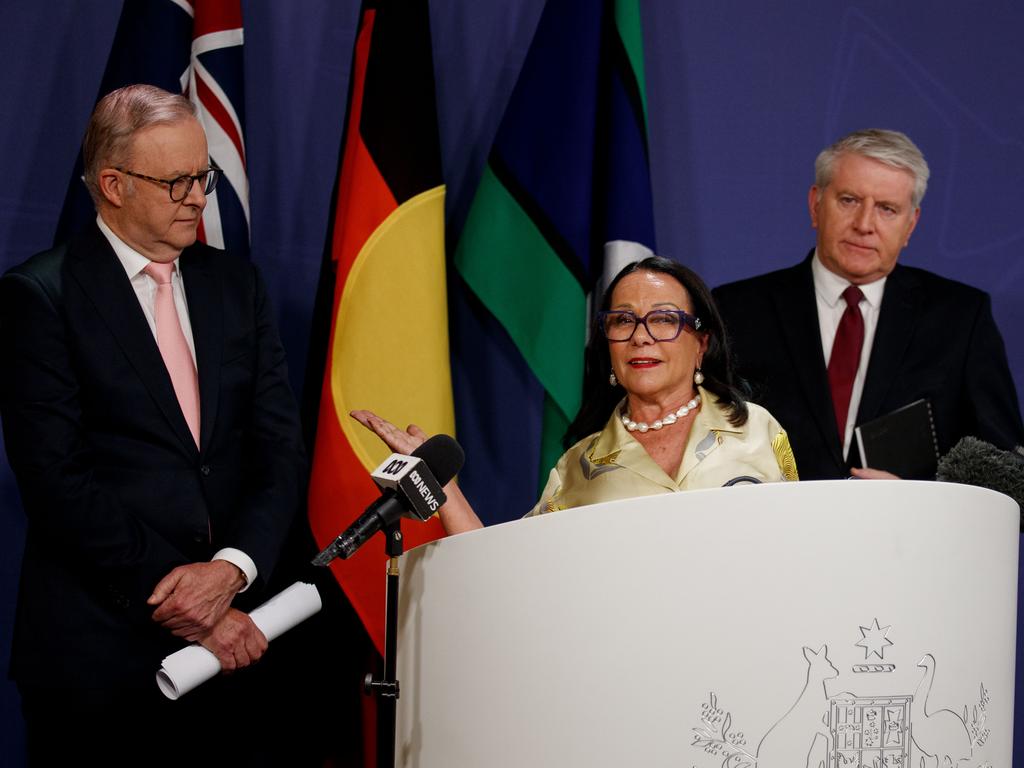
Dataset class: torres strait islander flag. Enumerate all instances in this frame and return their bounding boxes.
[56,0,249,256]
[453,0,656,504]
[307,0,452,654]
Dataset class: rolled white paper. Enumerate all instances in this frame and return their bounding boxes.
[156,581,322,700]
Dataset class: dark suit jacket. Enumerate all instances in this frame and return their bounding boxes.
[0,223,306,687]
[713,252,1024,480]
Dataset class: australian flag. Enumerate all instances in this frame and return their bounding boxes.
[57,0,249,257]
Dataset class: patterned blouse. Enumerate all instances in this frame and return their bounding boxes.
[527,387,798,516]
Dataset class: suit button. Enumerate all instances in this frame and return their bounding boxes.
[200,464,211,476]
[193,533,206,544]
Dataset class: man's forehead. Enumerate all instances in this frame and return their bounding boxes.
[127,119,208,167]
[831,153,915,194]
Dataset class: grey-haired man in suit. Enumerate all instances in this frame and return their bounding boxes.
[714,129,1023,480]
[0,84,305,765]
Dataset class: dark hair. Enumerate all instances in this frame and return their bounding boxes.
[563,256,748,448]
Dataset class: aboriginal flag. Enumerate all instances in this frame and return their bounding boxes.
[306,0,453,656]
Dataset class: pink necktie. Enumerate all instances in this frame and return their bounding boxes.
[144,261,200,446]
[827,284,865,442]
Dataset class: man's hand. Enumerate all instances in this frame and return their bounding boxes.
[147,560,246,640]
[850,467,901,480]
[199,608,268,672]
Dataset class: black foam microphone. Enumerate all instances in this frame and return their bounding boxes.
[936,436,1024,528]
[312,434,465,565]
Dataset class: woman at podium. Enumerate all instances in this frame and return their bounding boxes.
[353,257,798,533]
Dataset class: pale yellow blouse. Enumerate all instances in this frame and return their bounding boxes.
[527,388,798,516]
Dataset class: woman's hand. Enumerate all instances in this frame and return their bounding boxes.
[349,409,485,535]
[350,409,428,455]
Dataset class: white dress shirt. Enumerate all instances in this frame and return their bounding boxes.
[812,251,886,461]
[96,215,256,590]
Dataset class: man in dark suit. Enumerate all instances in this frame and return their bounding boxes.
[0,85,305,764]
[714,129,1023,480]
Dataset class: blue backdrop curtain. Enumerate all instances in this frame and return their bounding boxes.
[2,2,1023,763]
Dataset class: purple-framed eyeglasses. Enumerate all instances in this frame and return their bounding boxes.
[597,309,702,342]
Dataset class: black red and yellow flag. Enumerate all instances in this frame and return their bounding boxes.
[307,0,453,655]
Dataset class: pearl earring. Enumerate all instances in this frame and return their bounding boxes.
[609,370,618,387]
[694,368,705,385]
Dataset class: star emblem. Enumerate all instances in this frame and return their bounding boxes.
[855,618,894,660]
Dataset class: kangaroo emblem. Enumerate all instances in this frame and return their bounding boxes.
[756,645,838,768]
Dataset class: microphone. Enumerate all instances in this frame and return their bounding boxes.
[312,434,465,565]
[936,436,1024,528]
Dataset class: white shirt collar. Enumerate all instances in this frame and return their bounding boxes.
[811,249,886,309]
[96,214,180,280]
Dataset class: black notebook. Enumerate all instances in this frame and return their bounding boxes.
[854,399,939,479]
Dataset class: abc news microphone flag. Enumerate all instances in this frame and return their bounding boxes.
[307,0,453,655]
[56,0,249,256]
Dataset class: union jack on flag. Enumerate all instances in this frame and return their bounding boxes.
[57,0,250,257]
[184,0,248,253]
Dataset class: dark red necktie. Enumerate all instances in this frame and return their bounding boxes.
[827,285,865,441]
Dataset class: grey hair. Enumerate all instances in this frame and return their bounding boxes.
[814,129,930,208]
[83,84,198,206]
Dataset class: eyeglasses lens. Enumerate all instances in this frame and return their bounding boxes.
[169,169,220,202]
[645,311,682,340]
[603,311,683,341]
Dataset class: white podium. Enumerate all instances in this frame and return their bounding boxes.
[395,480,1018,767]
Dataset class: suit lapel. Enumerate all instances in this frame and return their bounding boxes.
[66,226,198,454]
[180,246,222,453]
[857,265,920,423]
[770,255,845,467]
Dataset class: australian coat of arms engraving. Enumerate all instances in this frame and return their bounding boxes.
[690,619,991,768]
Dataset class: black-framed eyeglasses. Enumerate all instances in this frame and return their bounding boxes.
[597,309,702,342]
[116,165,221,202]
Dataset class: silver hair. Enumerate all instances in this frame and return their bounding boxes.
[83,84,198,206]
[814,129,930,208]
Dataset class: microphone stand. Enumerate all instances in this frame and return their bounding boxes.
[364,520,402,768]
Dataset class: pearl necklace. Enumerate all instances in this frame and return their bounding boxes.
[621,394,701,433]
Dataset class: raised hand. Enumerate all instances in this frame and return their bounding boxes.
[350,409,429,455]
[349,409,484,535]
